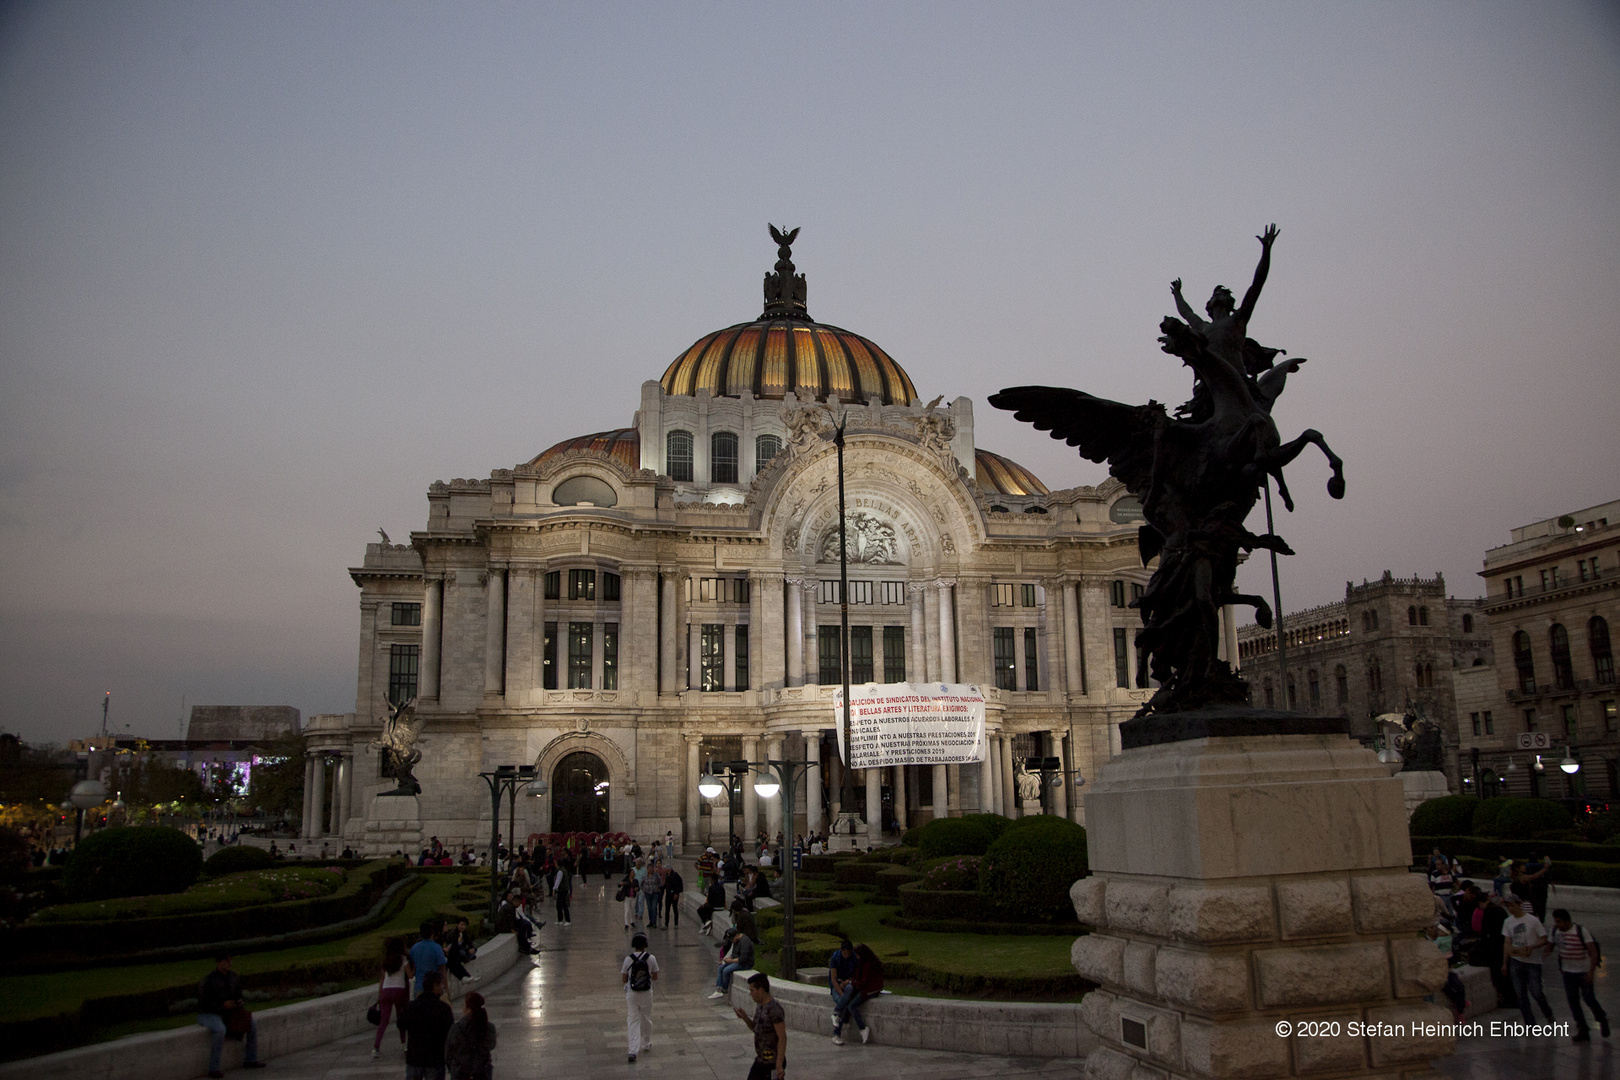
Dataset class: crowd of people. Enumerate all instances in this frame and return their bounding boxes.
[1423,847,1608,1042]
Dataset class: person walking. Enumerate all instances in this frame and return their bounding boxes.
[733,972,786,1080]
[1501,897,1556,1025]
[400,970,454,1080]
[410,920,448,995]
[196,953,266,1078]
[372,936,413,1057]
[444,990,497,1080]
[633,856,651,925]
[663,865,684,928]
[554,856,574,927]
[642,859,663,932]
[622,931,661,1062]
[1550,908,1609,1041]
[619,866,641,930]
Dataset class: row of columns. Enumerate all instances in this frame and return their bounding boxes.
[301,751,354,840]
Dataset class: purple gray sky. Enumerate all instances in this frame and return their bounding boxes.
[2,2,1617,742]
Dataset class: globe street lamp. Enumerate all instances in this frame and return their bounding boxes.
[69,779,107,844]
[477,765,536,922]
[705,760,751,854]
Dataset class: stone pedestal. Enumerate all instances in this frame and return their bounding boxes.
[1397,771,1452,818]
[1072,727,1452,1080]
[362,793,423,857]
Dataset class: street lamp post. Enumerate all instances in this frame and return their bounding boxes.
[1030,756,1085,811]
[476,765,537,923]
[702,760,750,855]
[740,754,814,980]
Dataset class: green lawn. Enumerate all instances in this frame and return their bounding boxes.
[1,872,468,1023]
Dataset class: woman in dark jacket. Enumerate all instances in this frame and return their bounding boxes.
[444,990,497,1080]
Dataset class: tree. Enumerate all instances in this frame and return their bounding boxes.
[248,730,307,820]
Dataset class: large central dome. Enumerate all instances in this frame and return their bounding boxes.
[658,226,918,407]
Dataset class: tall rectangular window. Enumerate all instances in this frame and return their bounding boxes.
[732,577,750,604]
[818,625,842,685]
[992,583,1015,607]
[849,625,874,682]
[1111,580,1127,608]
[819,580,842,604]
[1114,627,1130,688]
[711,431,739,484]
[1471,712,1481,736]
[603,573,621,601]
[754,433,782,471]
[391,602,422,626]
[388,644,419,703]
[1524,709,1538,732]
[602,623,618,690]
[544,572,560,600]
[848,580,873,604]
[734,625,749,690]
[1603,700,1617,733]
[1563,704,1578,738]
[1130,582,1144,604]
[1021,583,1037,608]
[881,581,906,605]
[569,569,595,600]
[700,624,724,691]
[884,626,906,682]
[993,627,1017,690]
[666,430,693,482]
[542,622,557,689]
[567,622,592,688]
[1024,627,1040,691]
[1483,710,1494,734]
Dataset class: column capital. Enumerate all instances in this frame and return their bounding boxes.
[907,581,930,596]
[934,578,957,590]
[682,731,703,745]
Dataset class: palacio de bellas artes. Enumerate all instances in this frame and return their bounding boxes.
[306,229,1162,856]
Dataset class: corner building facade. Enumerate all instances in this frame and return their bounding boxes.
[318,239,1163,854]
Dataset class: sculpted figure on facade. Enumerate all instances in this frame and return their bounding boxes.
[781,402,832,455]
[371,696,426,796]
[819,511,901,565]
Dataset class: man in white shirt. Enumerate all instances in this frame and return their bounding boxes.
[621,932,660,1063]
[1501,898,1556,1025]
[1550,908,1609,1041]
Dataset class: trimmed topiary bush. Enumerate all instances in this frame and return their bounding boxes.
[1004,813,1073,833]
[62,826,202,901]
[1410,795,1479,838]
[915,817,995,858]
[958,813,1014,841]
[203,845,279,876]
[874,865,922,898]
[978,818,1086,922]
[917,855,981,892]
[900,827,922,847]
[1492,798,1575,840]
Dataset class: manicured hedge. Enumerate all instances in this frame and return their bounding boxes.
[1409,795,1480,837]
[896,882,998,922]
[875,953,1094,997]
[915,817,996,858]
[979,818,1087,923]
[833,861,890,886]
[798,852,858,876]
[874,866,922,898]
[1492,799,1575,839]
[1557,861,1620,889]
[203,846,280,876]
[958,813,1014,841]
[1411,835,1620,866]
[880,914,1083,936]
[63,827,202,901]
[5,860,406,965]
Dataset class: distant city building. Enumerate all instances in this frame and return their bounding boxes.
[1237,572,1493,791]
[1461,499,1619,799]
[186,705,301,742]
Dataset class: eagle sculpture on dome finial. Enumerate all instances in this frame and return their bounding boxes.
[769,223,799,251]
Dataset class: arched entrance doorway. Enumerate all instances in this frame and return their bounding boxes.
[551,751,609,833]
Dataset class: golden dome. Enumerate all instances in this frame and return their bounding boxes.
[528,428,640,471]
[975,448,1049,496]
[661,320,916,406]
[659,225,918,406]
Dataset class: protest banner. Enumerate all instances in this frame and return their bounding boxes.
[833,683,986,768]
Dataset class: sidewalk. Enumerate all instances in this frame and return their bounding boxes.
[250,865,1084,1079]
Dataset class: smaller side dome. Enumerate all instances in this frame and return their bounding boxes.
[975,448,1049,496]
[529,428,640,472]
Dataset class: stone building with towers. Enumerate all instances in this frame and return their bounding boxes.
[302,230,1204,855]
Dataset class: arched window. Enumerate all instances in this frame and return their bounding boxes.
[1462,613,1474,634]
[666,430,693,482]
[1286,675,1297,710]
[755,433,782,472]
[1308,669,1321,710]
[1513,630,1536,693]
[1371,609,1379,630]
[1550,624,1574,689]
[1334,665,1348,704]
[1419,606,1429,626]
[1408,606,1418,626]
[1263,678,1274,708]
[1368,660,1383,694]
[1591,616,1614,683]
[1415,662,1425,686]
[710,431,739,484]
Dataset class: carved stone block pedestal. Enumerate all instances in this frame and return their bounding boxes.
[363,793,423,857]
[1072,726,1453,1080]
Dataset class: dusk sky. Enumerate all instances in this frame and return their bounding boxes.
[2,2,1616,743]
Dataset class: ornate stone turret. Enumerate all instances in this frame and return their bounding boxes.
[762,223,810,320]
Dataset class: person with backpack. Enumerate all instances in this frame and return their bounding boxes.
[621,931,660,1062]
[1550,908,1609,1041]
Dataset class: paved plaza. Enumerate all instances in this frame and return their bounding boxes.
[256,876,1083,1080]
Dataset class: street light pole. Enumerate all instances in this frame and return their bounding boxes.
[833,413,856,847]
[476,765,536,923]
[739,754,811,980]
